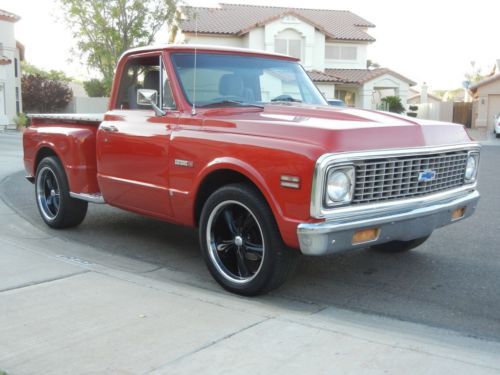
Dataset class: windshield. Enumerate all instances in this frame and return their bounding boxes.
[170,52,327,108]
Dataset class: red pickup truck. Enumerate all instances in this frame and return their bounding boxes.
[23,45,481,295]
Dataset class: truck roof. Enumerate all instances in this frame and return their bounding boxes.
[119,43,298,62]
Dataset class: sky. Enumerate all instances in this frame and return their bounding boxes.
[2,0,499,91]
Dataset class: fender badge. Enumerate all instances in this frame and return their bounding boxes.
[174,159,194,168]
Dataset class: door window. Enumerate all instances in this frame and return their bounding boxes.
[115,55,175,110]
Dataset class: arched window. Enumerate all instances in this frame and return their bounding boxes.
[274,29,303,60]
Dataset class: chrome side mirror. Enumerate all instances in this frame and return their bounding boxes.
[137,89,166,116]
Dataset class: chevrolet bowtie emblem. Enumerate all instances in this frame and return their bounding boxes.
[418,170,436,182]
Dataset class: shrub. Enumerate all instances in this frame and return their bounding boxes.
[83,79,107,97]
[13,113,29,130]
[381,96,406,114]
[21,74,73,113]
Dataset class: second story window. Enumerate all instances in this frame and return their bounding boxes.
[15,58,18,78]
[274,29,303,60]
[325,45,358,61]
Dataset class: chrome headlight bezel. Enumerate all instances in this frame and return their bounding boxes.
[324,166,355,207]
[464,151,480,183]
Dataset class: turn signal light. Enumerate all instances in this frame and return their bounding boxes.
[451,207,466,221]
[352,228,380,245]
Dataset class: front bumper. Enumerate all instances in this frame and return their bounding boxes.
[297,189,480,256]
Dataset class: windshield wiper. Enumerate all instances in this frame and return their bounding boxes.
[270,95,302,103]
[198,100,264,109]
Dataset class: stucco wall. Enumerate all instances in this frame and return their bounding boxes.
[0,19,21,128]
[181,33,244,48]
[472,76,500,128]
[316,83,335,100]
[358,74,410,109]
[64,97,109,114]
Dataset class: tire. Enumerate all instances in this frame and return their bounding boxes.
[35,156,88,229]
[370,235,430,253]
[199,183,298,296]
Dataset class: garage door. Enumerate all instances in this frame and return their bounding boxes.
[488,94,500,130]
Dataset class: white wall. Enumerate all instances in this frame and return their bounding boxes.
[0,20,21,128]
[316,83,335,100]
[472,77,500,128]
[64,97,109,114]
[246,27,265,50]
[360,74,411,109]
[181,33,244,48]
[413,102,453,123]
[264,17,317,70]
[313,30,326,72]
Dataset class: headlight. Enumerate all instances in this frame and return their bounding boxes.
[325,166,354,206]
[464,153,479,182]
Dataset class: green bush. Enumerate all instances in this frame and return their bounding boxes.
[83,79,107,97]
[381,96,406,114]
[13,113,29,130]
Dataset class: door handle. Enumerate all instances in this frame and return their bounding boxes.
[100,124,119,132]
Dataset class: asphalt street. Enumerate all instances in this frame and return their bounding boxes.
[2,133,500,342]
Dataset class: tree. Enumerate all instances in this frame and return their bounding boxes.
[83,79,107,97]
[21,61,72,82]
[58,0,178,94]
[366,59,380,69]
[22,74,73,113]
[381,96,406,114]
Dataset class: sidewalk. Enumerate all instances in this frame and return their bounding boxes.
[1,134,500,374]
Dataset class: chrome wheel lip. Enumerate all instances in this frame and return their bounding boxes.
[206,200,265,285]
[36,166,60,221]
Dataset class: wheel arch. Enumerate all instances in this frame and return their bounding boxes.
[34,146,61,173]
[193,159,283,228]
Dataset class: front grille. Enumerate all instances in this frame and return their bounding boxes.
[352,151,469,204]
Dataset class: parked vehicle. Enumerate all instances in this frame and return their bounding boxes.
[494,114,500,138]
[327,99,346,107]
[23,45,481,295]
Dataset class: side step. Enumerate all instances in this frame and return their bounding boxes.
[69,192,105,204]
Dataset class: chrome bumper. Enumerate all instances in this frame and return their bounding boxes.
[297,189,480,256]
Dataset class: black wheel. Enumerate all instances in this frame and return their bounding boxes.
[370,235,430,253]
[199,183,298,296]
[35,156,88,229]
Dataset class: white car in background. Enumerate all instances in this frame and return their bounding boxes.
[495,114,500,138]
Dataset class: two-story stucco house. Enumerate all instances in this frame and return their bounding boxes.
[0,9,23,129]
[175,4,416,109]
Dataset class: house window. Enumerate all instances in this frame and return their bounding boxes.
[274,29,303,60]
[325,45,358,60]
[14,58,18,78]
[335,90,356,107]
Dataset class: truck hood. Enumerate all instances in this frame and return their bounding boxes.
[202,104,472,154]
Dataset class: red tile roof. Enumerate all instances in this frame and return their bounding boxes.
[0,9,20,23]
[307,70,345,83]
[181,4,375,42]
[324,68,416,86]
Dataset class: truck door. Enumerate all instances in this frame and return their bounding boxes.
[96,53,179,219]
